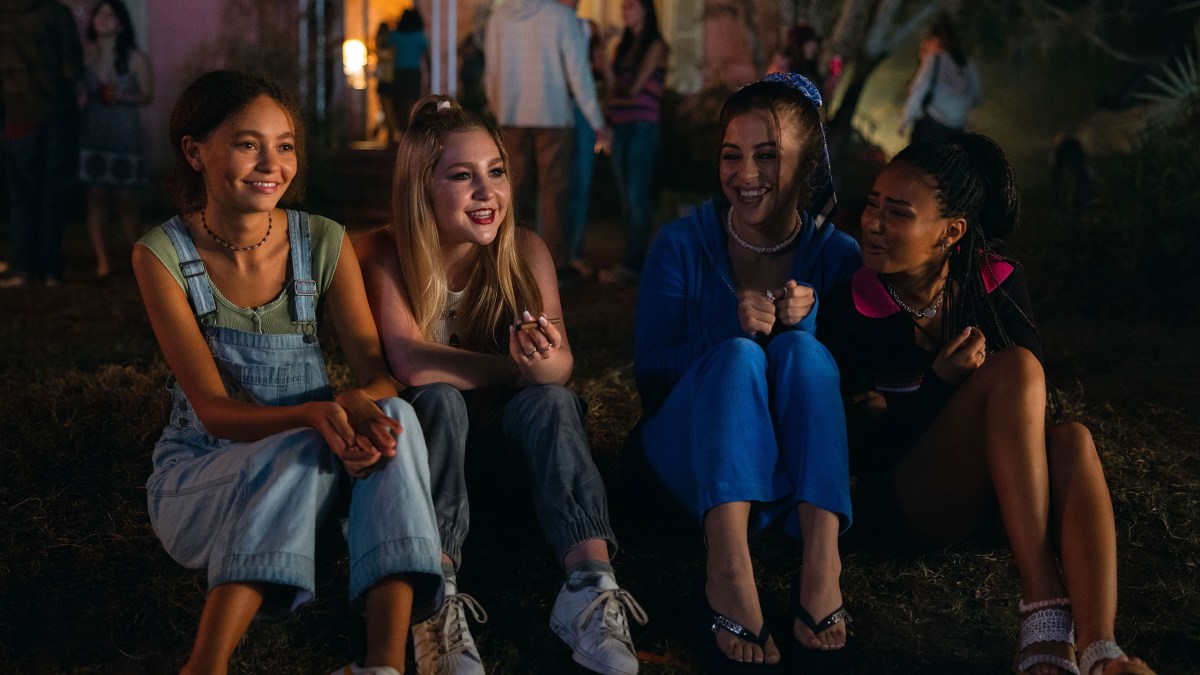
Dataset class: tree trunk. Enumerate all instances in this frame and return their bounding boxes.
[826,54,884,153]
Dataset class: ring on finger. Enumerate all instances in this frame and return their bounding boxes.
[523,347,536,356]
[765,289,776,302]
[536,344,551,352]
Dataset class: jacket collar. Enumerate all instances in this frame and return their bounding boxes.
[851,255,1015,318]
[693,198,834,287]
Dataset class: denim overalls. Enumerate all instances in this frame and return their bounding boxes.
[146,211,443,619]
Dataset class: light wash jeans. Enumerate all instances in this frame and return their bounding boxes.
[402,382,618,567]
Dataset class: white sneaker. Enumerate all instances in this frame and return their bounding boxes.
[411,580,488,675]
[549,570,649,675]
[330,663,402,675]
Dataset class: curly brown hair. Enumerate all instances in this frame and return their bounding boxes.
[164,70,306,213]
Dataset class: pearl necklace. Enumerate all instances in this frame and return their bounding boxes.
[202,209,272,252]
[725,208,801,254]
[884,278,946,319]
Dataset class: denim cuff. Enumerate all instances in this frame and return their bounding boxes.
[210,550,317,617]
[350,535,444,619]
[549,514,619,566]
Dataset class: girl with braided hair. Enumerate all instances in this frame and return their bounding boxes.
[818,133,1154,675]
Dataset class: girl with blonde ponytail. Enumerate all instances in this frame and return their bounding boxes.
[357,95,646,675]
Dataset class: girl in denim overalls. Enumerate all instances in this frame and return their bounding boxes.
[133,70,440,675]
[356,96,647,675]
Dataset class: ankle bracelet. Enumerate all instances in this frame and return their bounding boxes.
[1018,596,1071,614]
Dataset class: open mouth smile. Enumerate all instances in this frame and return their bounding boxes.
[468,209,496,225]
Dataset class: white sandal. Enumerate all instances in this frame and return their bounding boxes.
[1077,640,1156,675]
[1014,598,1079,675]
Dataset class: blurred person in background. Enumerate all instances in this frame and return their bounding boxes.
[0,0,84,288]
[898,14,981,144]
[79,0,154,279]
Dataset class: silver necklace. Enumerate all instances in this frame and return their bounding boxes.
[725,208,801,254]
[884,278,946,319]
[202,209,272,252]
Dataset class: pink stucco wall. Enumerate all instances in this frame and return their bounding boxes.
[143,2,224,177]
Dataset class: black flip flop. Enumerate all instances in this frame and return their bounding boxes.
[783,574,858,673]
[693,579,783,674]
[789,573,850,647]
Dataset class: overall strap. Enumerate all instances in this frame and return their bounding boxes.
[287,210,319,335]
[162,216,219,325]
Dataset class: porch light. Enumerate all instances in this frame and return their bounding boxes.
[342,38,368,90]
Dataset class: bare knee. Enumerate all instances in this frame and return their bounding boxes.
[1047,420,1102,475]
[970,346,1046,407]
[981,346,1044,384]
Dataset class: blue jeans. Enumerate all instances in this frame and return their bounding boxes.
[563,105,597,263]
[1,118,77,279]
[402,382,618,567]
[609,121,660,272]
[640,333,852,537]
[148,397,444,620]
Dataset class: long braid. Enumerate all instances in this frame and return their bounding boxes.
[895,134,1061,420]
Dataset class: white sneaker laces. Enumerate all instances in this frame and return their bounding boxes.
[576,587,649,643]
[430,592,488,658]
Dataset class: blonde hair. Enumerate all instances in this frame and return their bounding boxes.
[391,94,543,353]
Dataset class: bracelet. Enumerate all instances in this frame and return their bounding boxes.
[1018,597,1071,614]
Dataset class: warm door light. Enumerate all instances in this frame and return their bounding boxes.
[343,38,368,90]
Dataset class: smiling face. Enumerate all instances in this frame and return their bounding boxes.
[860,160,964,277]
[186,95,297,216]
[430,130,509,247]
[719,109,806,235]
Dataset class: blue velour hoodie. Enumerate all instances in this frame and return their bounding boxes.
[633,198,861,414]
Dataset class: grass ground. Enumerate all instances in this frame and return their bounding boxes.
[1,208,1197,674]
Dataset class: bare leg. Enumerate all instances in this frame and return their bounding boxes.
[896,348,1065,600]
[563,538,610,568]
[181,582,265,675]
[86,186,110,277]
[116,187,141,249]
[893,348,1070,674]
[363,575,415,670]
[793,503,845,650]
[1047,423,1150,673]
[704,501,780,665]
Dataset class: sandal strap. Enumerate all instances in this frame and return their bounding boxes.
[1019,651,1080,675]
[1078,640,1125,675]
[710,611,770,647]
[1020,607,1076,651]
[795,604,851,635]
[1018,596,1071,614]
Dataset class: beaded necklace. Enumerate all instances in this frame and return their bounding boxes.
[202,209,273,252]
[725,208,800,254]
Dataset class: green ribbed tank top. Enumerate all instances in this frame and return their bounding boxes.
[136,213,345,335]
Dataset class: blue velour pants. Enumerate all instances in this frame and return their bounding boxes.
[640,332,851,537]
